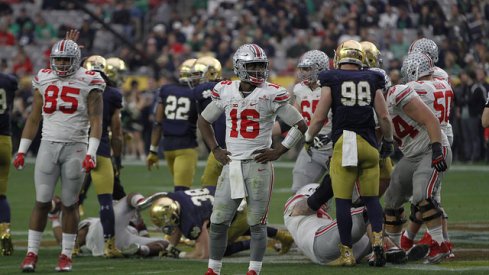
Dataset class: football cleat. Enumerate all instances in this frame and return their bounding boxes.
[274,230,294,255]
[204,268,218,275]
[0,223,13,256]
[426,240,450,264]
[20,252,38,272]
[406,244,429,261]
[327,244,356,266]
[385,248,407,264]
[104,237,124,258]
[417,231,432,246]
[400,233,414,251]
[446,241,455,258]
[55,253,72,272]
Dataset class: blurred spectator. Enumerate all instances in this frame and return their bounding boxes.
[379,4,398,28]
[396,6,413,29]
[121,79,146,160]
[12,47,33,77]
[0,21,16,46]
[17,22,35,46]
[13,7,33,36]
[77,18,96,52]
[34,14,57,42]
[389,31,410,60]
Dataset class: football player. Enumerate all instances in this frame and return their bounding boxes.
[192,56,226,188]
[147,59,199,191]
[385,52,452,263]
[305,40,394,267]
[14,39,104,272]
[198,44,307,275]
[0,72,18,256]
[81,55,124,258]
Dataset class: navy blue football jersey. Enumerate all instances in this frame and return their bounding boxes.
[158,84,198,150]
[318,69,385,148]
[167,187,215,240]
[193,81,226,148]
[97,86,123,157]
[0,73,18,136]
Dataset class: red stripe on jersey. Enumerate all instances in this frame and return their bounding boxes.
[274,94,290,102]
[34,76,39,82]
[59,40,65,51]
[283,194,305,213]
[315,221,337,236]
[251,44,261,58]
[90,80,105,85]
[211,90,220,98]
[395,87,412,104]
[416,91,427,95]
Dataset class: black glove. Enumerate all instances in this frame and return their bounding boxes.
[431,142,447,172]
[112,156,123,176]
[165,244,181,258]
[312,134,332,149]
[379,139,394,158]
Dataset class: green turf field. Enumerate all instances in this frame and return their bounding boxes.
[2,161,489,274]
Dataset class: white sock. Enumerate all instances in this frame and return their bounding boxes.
[27,230,43,255]
[61,233,77,258]
[403,230,415,240]
[249,261,262,274]
[130,194,144,208]
[208,259,222,274]
[429,226,444,245]
[386,232,402,246]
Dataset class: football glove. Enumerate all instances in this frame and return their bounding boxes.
[379,139,394,158]
[13,152,25,170]
[82,155,96,173]
[146,151,159,170]
[164,244,181,258]
[431,142,447,172]
[313,134,331,149]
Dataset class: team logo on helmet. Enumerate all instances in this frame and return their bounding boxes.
[401,52,434,83]
[83,55,107,73]
[50,39,81,77]
[105,57,127,86]
[233,44,269,85]
[297,50,329,85]
[191,56,222,84]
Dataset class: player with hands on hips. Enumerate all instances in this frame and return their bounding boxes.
[198,44,307,275]
[15,39,104,272]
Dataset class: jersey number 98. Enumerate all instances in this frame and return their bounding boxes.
[340,81,371,106]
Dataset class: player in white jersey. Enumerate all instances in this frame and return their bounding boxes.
[13,39,104,272]
[290,50,332,192]
[408,37,453,145]
[399,52,455,258]
[383,80,451,264]
[198,44,307,275]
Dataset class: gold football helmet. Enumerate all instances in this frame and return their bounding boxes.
[192,56,222,84]
[360,41,382,68]
[178,58,197,87]
[149,197,181,235]
[334,40,364,68]
[105,57,127,86]
[83,55,107,72]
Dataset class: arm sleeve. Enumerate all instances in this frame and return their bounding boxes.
[276,104,303,126]
[201,101,225,123]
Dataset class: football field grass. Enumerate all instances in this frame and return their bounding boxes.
[2,160,489,274]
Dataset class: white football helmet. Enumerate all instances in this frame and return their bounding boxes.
[233,44,269,85]
[408,38,439,63]
[50,39,81,77]
[401,52,434,83]
[297,50,329,85]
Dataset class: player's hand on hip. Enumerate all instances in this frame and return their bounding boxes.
[379,139,394,159]
[146,152,159,171]
[82,155,96,173]
[253,148,282,164]
[431,142,447,172]
[13,152,25,170]
[213,147,231,165]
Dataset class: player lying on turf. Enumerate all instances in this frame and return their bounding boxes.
[285,184,408,266]
[49,193,176,258]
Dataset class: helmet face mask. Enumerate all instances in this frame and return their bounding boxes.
[334,40,364,68]
[401,52,434,83]
[297,50,329,85]
[149,197,180,235]
[233,44,269,85]
[408,38,439,63]
[50,39,81,77]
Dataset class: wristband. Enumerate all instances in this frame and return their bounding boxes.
[18,138,32,154]
[150,145,159,154]
[87,137,100,156]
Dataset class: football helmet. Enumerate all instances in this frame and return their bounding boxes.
[334,40,364,68]
[178,58,197,87]
[233,44,269,85]
[105,57,127,86]
[297,50,329,85]
[408,38,439,63]
[83,55,107,73]
[50,39,81,77]
[192,56,222,84]
[360,41,382,68]
[401,52,434,83]
[149,197,181,235]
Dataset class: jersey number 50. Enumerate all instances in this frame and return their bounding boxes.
[43,85,79,114]
[341,81,371,106]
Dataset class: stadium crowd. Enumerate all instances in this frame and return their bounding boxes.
[1,0,489,163]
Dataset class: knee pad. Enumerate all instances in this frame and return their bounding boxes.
[249,224,267,239]
[409,204,423,225]
[210,223,229,235]
[384,207,406,226]
[417,198,443,222]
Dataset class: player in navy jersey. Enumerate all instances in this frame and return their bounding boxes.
[305,40,394,267]
[147,59,199,191]
[81,55,124,258]
[0,72,18,256]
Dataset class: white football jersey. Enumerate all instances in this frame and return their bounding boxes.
[211,80,292,160]
[292,83,331,136]
[407,79,454,139]
[386,85,449,158]
[32,67,106,143]
[433,66,449,82]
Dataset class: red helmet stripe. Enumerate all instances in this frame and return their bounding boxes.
[59,40,66,51]
[251,44,262,58]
